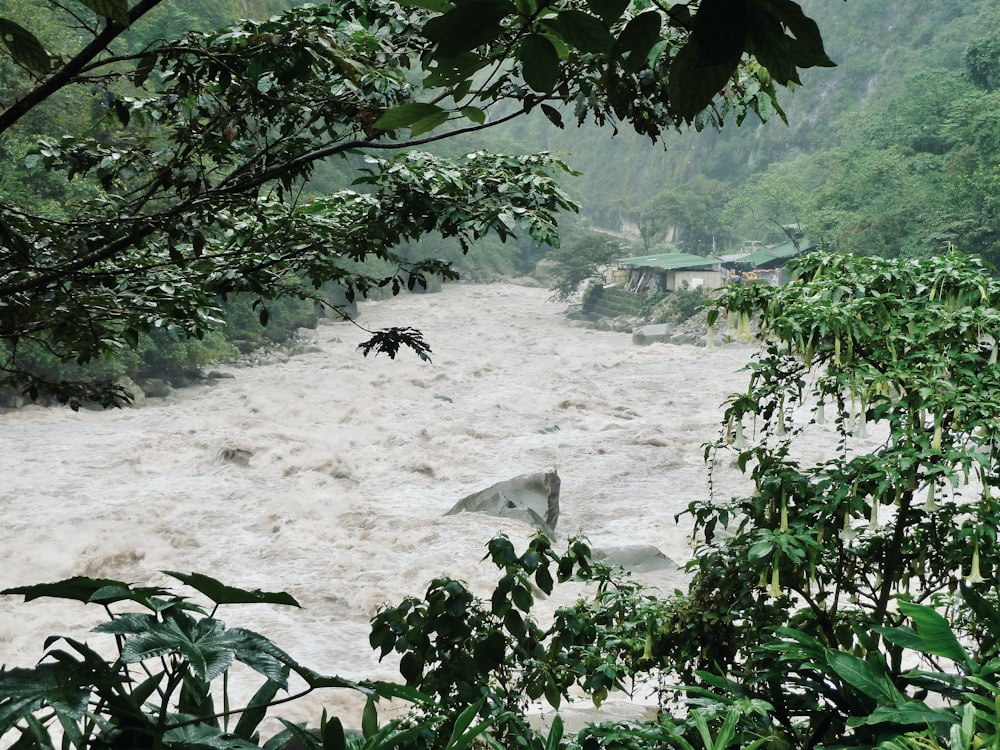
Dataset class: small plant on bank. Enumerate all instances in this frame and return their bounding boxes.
[652,283,711,324]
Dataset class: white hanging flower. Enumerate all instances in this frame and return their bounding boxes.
[966,547,986,585]
[733,421,749,451]
[925,482,937,512]
[815,399,826,425]
[768,566,782,598]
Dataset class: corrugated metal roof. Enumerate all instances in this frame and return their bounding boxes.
[734,238,815,268]
[616,252,719,271]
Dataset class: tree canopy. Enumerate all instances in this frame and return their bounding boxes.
[0,0,833,404]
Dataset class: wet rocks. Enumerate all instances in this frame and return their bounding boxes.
[446,468,561,534]
[591,545,678,573]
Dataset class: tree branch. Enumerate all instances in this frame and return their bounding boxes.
[0,0,165,136]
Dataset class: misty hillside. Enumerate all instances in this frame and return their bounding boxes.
[481,0,1000,262]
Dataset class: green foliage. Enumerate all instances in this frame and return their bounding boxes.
[661,252,1000,746]
[0,540,782,750]
[547,230,625,301]
[0,0,830,404]
[653,283,710,324]
[0,573,376,749]
[636,176,732,255]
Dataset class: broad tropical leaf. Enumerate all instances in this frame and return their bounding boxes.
[0,19,49,73]
[163,571,301,607]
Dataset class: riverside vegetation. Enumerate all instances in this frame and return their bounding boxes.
[7,254,1000,748]
[6,2,1000,749]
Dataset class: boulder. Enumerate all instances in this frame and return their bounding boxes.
[138,378,172,398]
[116,377,146,407]
[631,324,673,345]
[220,447,253,466]
[446,468,560,534]
[591,545,678,573]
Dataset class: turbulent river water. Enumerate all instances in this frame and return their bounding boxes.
[0,281,768,730]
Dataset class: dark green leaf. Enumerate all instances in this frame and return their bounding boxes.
[554,10,615,54]
[846,701,951,728]
[826,651,903,705]
[612,11,662,73]
[423,2,514,58]
[399,652,424,684]
[233,673,287,740]
[585,0,629,25]
[460,106,486,124]
[321,714,347,750]
[518,34,560,93]
[667,37,740,123]
[746,13,800,86]
[133,53,157,87]
[362,697,378,738]
[511,584,532,612]
[0,20,50,74]
[534,564,554,595]
[544,681,562,709]
[374,102,448,131]
[545,714,564,750]
[409,109,450,137]
[78,0,130,26]
[898,600,971,669]
[754,0,834,67]
[540,103,564,128]
[3,577,127,603]
[162,571,301,607]
[871,625,925,653]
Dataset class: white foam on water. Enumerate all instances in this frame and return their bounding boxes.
[0,282,765,732]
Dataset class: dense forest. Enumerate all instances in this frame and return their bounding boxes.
[11,4,1000,749]
[390,1,1000,284]
[2,0,999,391]
[496,1,1000,263]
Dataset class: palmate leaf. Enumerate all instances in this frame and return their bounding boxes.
[3,576,130,603]
[0,663,90,734]
[93,612,159,636]
[163,721,260,749]
[120,618,234,683]
[0,19,49,73]
[163,571,301,608]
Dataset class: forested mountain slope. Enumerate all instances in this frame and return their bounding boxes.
[491,0,1000,261]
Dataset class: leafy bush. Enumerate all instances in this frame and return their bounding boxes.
[546,231,624,301]
[655,251,1000,746]
[653,283,710,324]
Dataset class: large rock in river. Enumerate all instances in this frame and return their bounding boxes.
[446,469,560,534]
